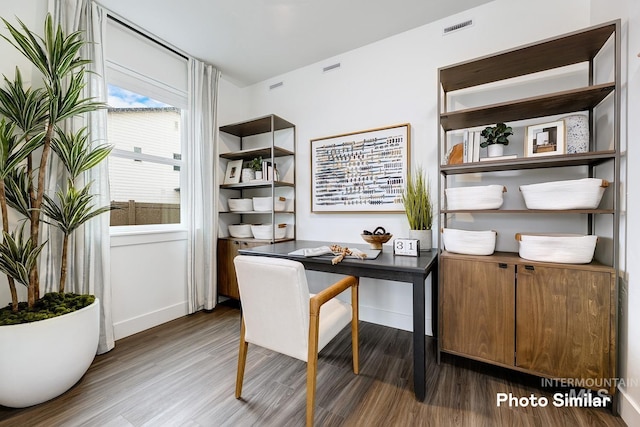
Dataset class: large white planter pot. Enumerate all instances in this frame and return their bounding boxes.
[409,229,433,251]
[0,298,100,408]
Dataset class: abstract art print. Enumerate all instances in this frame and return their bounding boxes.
[311,124,410,212]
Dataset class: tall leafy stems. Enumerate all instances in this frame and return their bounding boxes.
[402,167,433,231]
[0,14,111,312]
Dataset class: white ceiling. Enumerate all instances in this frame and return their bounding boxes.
[98,0,494,87]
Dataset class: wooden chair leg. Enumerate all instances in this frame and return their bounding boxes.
[235,319,248,399]
[351,278,359,375]
[306,312,320,427]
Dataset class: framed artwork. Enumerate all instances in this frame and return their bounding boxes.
[310,123,410,212]
[223,159,243,184]
[525,120,566,157]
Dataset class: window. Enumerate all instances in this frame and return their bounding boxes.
[105,17,188,227]
[107,85,182,226]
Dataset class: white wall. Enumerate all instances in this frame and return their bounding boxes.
[226,0,591,333]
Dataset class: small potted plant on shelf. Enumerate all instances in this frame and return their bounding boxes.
[480,123,513,157]
[250,156,263,180]
[401,167,433,251]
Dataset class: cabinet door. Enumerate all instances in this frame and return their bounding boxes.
[516,264,614,381]
[217,240,268,300]
[441,257,515,365]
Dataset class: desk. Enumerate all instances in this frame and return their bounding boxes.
[238,240,438,401]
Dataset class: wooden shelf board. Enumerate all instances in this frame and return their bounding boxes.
[440,83,614,131]
[219,114,295,137]
[219,210,295,214]
[220,146,294,160]
[439,21,616,92]
[441,209,614,214]
[440,150,615,175]
[220,181,294,189]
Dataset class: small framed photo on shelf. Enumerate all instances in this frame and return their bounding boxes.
[223,159,243,184]
[525,120,566,157]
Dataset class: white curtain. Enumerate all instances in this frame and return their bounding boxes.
[186,59,220,312]
[51,0,115,353]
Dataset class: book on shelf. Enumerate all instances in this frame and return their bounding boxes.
[479,154,518,161]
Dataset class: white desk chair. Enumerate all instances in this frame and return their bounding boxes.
[233,255,359,426]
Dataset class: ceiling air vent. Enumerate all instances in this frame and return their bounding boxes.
[323,63,341,73]
[443,19,473,35]
[269,81,283,90]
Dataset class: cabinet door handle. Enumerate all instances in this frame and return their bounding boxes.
[525,265,535,271]
[498,263,508,269]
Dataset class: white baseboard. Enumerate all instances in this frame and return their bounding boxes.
[113,302,189,340]
[359,305,434,336]
[619,386,640,426]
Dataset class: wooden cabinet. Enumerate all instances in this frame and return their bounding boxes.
[441,252,616,394]
[217,114,296,300]
[217,239,265,300]
[437,21,620,394]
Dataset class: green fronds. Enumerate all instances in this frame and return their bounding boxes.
[52,126,112,179]
[0,222,46,286]
[402,167,433,231]
[42,179,111,235]
[3,166,32,217]
[0,119,44,179]
[0,68,48,135]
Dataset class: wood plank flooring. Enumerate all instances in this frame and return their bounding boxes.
[0,304,626,426]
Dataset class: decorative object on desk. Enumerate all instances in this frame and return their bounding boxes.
[402,167,433,251]
[224,159,243,184]
[250,156,263,180]
[446,185,506,210]
[519,178,608,210]
[516,233,597,264]
[480,123,513,158]
[525,120,566,157]
[361,226,392,250]
[228,224,253,238]
[228,198,253,212]
[329,245,368,264]
[563,114,589,153]
[311,123,409,212]
[253,196,286,212]
[394,238,420,256]
[442,228,497,255]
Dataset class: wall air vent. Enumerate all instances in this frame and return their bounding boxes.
[323,63,341,73]
[269,81,284,90]
[443,19,473,35]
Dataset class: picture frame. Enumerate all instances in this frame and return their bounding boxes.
[223,159,243,184]
[310,123,410,212]
[525,120,566,157]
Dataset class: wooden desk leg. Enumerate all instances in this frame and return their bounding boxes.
[412,274,426,401]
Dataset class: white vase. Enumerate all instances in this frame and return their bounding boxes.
[409,229,432,251]
[255,170,263,180]
[240,168,254,182]
[487,144,504,157]
[564,114,589,153]
[0,298,100,407]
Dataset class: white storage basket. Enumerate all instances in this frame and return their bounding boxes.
[251,223,287,240]
[253,196,286,212]
[516,233,597,264]
[519,178,608,210]
[442,228,496,256]
[228,224,253,238]
[445,185,506,210]
[228,198,253,212]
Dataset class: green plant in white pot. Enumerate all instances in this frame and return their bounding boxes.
[402,167,433,251]
[0,14,111,407]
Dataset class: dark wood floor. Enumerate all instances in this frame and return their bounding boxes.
[0,304,626,427]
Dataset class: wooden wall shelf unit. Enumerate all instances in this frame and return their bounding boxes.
[217,114,296,300]
[437,21,620,398]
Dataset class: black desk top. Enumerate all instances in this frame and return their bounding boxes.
[238,240,438,282]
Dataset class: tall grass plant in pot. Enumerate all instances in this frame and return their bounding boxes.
[402,167,433,251]
[0,14,111,407]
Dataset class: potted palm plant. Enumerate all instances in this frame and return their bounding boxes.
[402,167,433,251]
[0,14,111,407]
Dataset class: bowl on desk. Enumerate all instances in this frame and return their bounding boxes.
[361,233,392,250]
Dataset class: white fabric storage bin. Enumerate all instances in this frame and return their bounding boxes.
[442,228,496,255]
[253,196,286,212]
[228,224,253,238]
[519,178,608,210]
[251,224,287,240]
[516,233,597,264]
[445,185,506,210]
[228,198,253,212]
